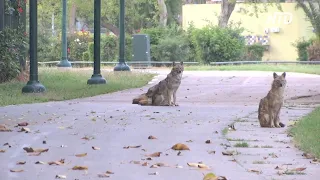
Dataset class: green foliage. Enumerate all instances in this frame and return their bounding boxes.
[68,33,93,61]
[82,51,90,61]
[292,38,314,61]
[0,27,27,83]
[153,35,191,62]
[125,34,133,61]
[101,35,118,61]
[88,42,94,61]
[296,0,320,40]
[190,25,246,64]
[38,33,61,62]
[243,44,265,61]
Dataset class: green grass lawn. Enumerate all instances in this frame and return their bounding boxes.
[185,64,320,75]
[0,68,154,107]
[290,107,320,159]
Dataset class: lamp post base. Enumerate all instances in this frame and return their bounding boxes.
[57,59,72,67]
[114,62,131,71]
[22,80,46,93]
[87,74,107,85]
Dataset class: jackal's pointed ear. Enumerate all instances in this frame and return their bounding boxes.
[281,72,286,78]
[172,61,176,66]
[180,61,183,65]
[273,72,278,79]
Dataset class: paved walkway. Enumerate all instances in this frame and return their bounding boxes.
[0,70,319,180]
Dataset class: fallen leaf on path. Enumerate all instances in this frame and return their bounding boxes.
[171,143,190,150]
[0,124,12,132]
[203,173,217,180]
[302,153,314,159]
[146,157,153,160]
[17,122,28,127]
[97,173,110,178]
[106,171,114,174]
[48,159,65,165]
[275,166,282,170]
[208,151,216,154]
[248,169,261,174]
[148,172,159,175]
[35,161,47,165]
[19,127,31,133]
[75,153,87,157]
[23,147,49,153]
[92,146,100,150]
[3,142,10,146]
[0,149,5,153]
[130,161,141,164]
[28,152,41,156]
[198,164,210,169]
[16,161,26,165]
[10,169,24,172]
[186,140,193,143]
[146,152,161,157]
[123,145,141,149]
[310,159,320,164]
[148,135,157,139]
[142,162,148,166]
[177,151,182,156]
[55,175,67,179]
[187,163,201,167]
[205,140,211,144]
[150,164,159,168]
[292,167,306,171]
[222,151,234,156]
[72,166,88,170]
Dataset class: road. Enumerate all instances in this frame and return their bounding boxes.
[0,70,319,180]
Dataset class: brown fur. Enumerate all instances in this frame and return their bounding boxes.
[258,72,287,128]
[132,62,184,106]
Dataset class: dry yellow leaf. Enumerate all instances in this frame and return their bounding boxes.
[171,143,190,150]
[75,153,87,157]
[72,166,88,170]
[10,169,24,172]
[16,161,26,165]
[146,152,161,157]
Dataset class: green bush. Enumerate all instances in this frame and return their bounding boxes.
[82,51,90,61]
[153,35,190,62]
[140,25,186,61]
[293,38,314,61]
[38,32,61,62]
[68,33,93,61]
[190,25,245,64]
[88,42,94,61]
[0,27,27,83]
[243,44,265,61]
[125,34,133,61]
[101,35,118,61]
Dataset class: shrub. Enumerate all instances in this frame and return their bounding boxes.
[38,33,61,62]
[307,40,320,61]
[190,25,246,64]
[0,27,27,83]
[101,35,118,61]
[88,42,94,61]
[242,44,265,61]
[68,32,93,61]
[125,34,133,61]
[82,51,90,61]
[153,35,191,62]
[139,25,185,61]
[293,38,313,61]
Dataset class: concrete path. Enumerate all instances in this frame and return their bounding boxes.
[0,70,319,180]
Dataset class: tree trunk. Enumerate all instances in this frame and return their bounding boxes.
[69,3,77,33]
[101,20,120,36]
[157,0,168,27]
[218,0,236,28]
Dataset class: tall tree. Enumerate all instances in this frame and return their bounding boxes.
[296,0,320,39]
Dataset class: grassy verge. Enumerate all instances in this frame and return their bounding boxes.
[0,68,154,107]
[184,64,320,75]
[290,107,320,159]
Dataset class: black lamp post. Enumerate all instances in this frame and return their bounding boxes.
[114,0,130,71]
[87,0,106,84]
[22,0,46,93]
